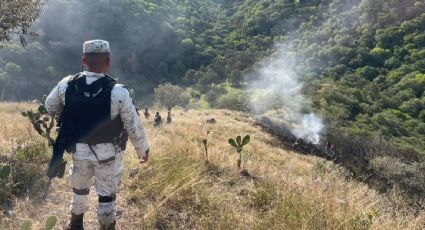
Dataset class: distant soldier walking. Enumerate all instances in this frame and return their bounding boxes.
[154,112,162,126]
[167,111,172,123]
[45,40,150,230]
[144,106,150,119]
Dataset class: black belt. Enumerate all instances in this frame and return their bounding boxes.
[88,144,116,164]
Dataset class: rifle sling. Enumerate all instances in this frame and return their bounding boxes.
[88,144,115,164]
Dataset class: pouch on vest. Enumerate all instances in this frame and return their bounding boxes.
[64,74,128,155]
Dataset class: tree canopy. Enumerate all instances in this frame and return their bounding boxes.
[0,0,424,154]
[0,0,45,44]
[154,83,190,111]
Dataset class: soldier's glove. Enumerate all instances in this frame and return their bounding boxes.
[47,160,67,179]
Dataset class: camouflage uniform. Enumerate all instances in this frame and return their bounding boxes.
[45,71,149,226]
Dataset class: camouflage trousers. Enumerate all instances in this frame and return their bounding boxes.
[70,143,124,225]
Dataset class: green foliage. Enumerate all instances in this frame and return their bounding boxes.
[228,135,250,169]
[215,88,248,111]
[370,157,425,198]
[46,66,57,77]
[356,66,379,81]
[16,216,57,230]
[0,164,11,180]
[399,98,423,117]
[181,38,194,48]
[44,216,57,230]
[20,220,32,230]
[10,141,48,198]
[15,139,50,163]
[22,104,55,145]
[0,0,45,43]
[302,0,425,154]
[4,62,22,74]
[154,83,190,111]
[0,0,424,154]
[0,138,49,208]
[0,164,12,204]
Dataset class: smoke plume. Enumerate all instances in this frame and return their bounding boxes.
[248,44,324,144]
[247,0,365,144]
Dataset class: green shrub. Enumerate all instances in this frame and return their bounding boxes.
[10,162,46,198]
[20,220,32,230]
[18,216,57,230]
[15,140,50,164]
[399,98,423,118]
[0,164,11,205]
[45,216,58,230]
[204,84,227,107]
[369,156,425,198]
[216,88,248,111]
[356,66,379,81]
[154,83,191,112]
[0,139,48,204]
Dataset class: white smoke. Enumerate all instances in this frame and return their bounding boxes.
[292,114,324,144]
[248,44,324,144]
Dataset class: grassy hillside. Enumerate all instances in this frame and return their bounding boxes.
[0,103,424,229]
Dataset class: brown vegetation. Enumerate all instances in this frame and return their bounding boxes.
[0,103,424,229]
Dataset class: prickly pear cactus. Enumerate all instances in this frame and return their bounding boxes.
[45,216,58,230]
[0,164,11,205]
[0,164,11,180]
[21,104,55,146]
[17,216,57,230]
[228,135,250,169]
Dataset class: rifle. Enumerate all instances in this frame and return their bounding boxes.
[43,110,73,200]
[22,105,68,200]
[43,133,67,200]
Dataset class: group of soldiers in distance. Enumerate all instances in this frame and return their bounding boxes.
[143,105,337,157]
[144,106,172,126]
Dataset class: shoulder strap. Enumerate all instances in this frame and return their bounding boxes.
[66,73,84,92]
[68,73,84,84]
[68,74,116,98]
[60,73,83,126]
[102,75,117,92]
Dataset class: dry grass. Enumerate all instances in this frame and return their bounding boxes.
[0,102,41,153]
[0,103,424,229]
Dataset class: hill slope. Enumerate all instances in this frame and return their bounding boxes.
[1,0,424,155]
[0,103,424,229]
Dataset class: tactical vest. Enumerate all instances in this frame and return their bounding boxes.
[64,74,128,148]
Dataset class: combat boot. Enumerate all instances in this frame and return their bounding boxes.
[66,213,84,230]
[99,221,116,230]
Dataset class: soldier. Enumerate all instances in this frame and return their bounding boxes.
[144,106,150,119]
[324,141,336,158]
[154,112,162,126]
[167,111,172,123]
[45,40,150,230]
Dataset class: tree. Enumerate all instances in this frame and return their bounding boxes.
[356,66,379,81]
[1,62,21,100]
[0,0,46,45]
[154,83,190,111]
[216,88,248,111]
[399,98,423,118]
